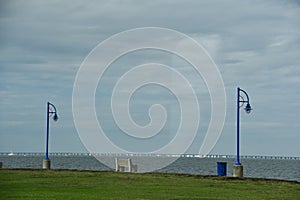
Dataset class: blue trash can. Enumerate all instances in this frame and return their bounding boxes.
[217,162,227,176]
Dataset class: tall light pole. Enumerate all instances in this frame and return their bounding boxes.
[43,102,58,169]
[234,87,252,177]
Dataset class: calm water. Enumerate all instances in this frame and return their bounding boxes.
[0,155,299,182]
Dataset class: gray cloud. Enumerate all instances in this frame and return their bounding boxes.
[0,0,299,156]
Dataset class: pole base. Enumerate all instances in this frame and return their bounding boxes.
[233,165,243,178]
[43,159,51,170]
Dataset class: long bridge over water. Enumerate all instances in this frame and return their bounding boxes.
[0,152,299,160]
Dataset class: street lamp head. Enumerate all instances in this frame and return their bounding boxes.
[53,113,58,121]
[244,103,252,114]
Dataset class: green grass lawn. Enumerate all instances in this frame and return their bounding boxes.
[0,169,299,199]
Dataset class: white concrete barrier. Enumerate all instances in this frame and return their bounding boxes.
[115,158,137,172]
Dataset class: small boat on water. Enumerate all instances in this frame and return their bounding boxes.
[8,151,14,156]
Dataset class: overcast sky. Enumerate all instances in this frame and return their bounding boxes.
[0,0,299,157]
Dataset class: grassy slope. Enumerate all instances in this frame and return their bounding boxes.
[0,169,299,199]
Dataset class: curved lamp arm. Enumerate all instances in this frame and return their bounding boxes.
[48,102,58,121]
[238,88,252,114]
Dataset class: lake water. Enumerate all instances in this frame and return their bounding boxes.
[1,155,299,182]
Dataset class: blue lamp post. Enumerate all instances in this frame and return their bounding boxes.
[234,87,252,177]
[43,102,58,169]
